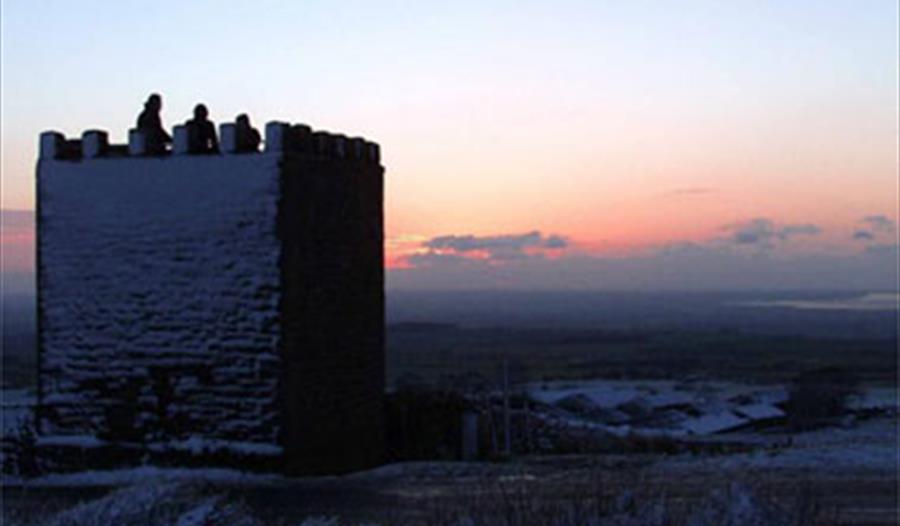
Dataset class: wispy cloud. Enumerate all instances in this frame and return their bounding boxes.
[862,214,896,232]
[425,231,568,252]
[777,224,822,239]
[853,230,875,241]
[852,214,896,243]
[418,231,568,263]
[661,187,715,198]
[722,218,821,249]
[391,217,899,290]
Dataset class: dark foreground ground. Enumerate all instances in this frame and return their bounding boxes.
[3,416,898,526]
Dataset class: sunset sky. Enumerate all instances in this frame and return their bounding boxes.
[1,1,897,290]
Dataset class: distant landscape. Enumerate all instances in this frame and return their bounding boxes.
[4,289,896,390]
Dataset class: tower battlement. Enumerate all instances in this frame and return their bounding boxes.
[39,121,381,163]
[36,117,385,475]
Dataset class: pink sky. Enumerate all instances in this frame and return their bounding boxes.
[1,2,897,289]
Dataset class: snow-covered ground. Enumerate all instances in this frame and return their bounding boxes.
[529,379,791,411]
[3,476,824,526]
[2,465,283,488]
[527,379,895,438]
[659,416,898,473]
[850,386,898,410]
[528,379,785,436]
[2,382,896,490]
[734,291,899,311]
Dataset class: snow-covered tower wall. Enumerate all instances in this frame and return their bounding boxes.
[36,123,384,474]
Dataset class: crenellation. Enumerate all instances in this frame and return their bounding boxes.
[333,134,348,159]
[40,131,65,159]
[365,141,381,163]
[64,139,83,159]
[39,132,82,160]
[40,119,382,165]
[312,131,333,156]
[172,125,190,155]
[349,137,366,160]
[264,121,290,152]
[128,129,147,156]
[219,123,238,153]
[290,124,312,152]
[81,130,108,159]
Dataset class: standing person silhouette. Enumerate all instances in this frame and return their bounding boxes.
[185,104,218,154]
[136,93,172,155]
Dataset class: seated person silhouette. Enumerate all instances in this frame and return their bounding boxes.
[185,104,219,154]
[136,93,172,155]
[234,114,261,153]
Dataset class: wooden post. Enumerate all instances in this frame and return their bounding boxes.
[503,355,511,455]
[462,411,479,460]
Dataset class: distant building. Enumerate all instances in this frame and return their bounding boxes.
[35,121,385,474]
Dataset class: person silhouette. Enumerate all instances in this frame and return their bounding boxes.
[136,93,172,154]
[185,104,219,154]
[234,114,261,153]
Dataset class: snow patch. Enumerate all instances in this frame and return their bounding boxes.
[4,466,283,487]
[148,437,283,456]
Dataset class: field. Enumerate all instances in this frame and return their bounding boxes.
[387,323,898,389]
[1,290,897,524]
[2,430,897,525]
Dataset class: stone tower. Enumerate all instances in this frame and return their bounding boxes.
[36,121,384,474]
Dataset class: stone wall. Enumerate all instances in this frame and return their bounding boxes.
[38,155,283,448]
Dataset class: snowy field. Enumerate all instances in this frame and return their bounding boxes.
[3,381,897,465]
[528,379,897,439]
[3,442,897,525]
[2,383,897,524]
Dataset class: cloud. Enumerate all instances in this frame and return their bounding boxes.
[424,231,567,252]
[419,231,568,263]
[406,251,480,268]
[723,218,821,248]
[862,215,896,232]
[853,230,875,241]
[390,240,898,291]
[393,218,896,291]
[852,215,897,244]
[777,224,822,238]
[728,219,775,245]
[661,187,715,197]
[543,235,568,249]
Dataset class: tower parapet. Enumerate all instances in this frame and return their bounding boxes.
[39,120,381,163]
